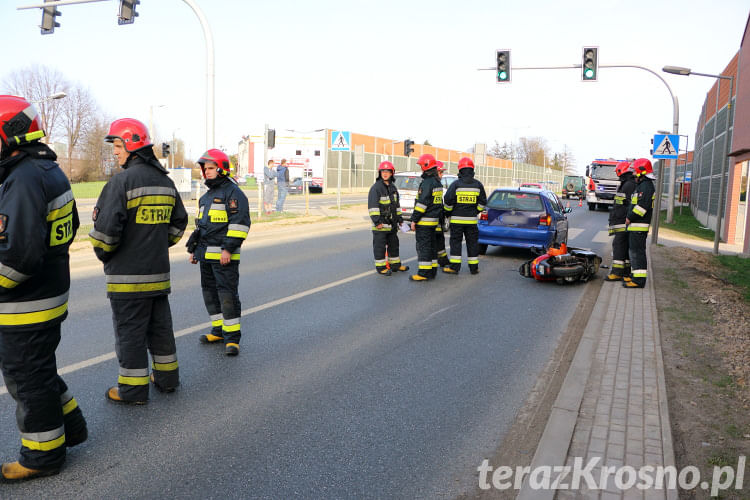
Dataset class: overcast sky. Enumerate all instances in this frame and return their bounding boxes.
[1,0,748,174]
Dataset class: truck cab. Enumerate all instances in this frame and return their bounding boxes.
[585,159,622,211]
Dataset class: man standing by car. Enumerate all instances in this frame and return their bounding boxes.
[443,157,487,275]
[623,158,655,289]
[276,159,289,212]
[368,161,408,276]
[434,161,449,268]
[90,118,188,403]
[605,161,636,282]
[410,154,442,281]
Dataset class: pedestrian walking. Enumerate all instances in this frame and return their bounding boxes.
[188,149,250,356]
[276,159,289,212]
[367,161,409,275]
[623,158,656,289]
[0,95,87,482]
[409,154,443,281]
[89,118,188,404]
[443,157,487,275]
[263,159,275,214]
[605,161,636,282]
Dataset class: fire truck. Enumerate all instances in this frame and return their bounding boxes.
[585,159,623,211]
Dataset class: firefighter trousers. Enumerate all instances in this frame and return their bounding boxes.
[611,231,631,277]
[449,223,479,272]
[372,229,401,272]
[200,261,242,345]
[628,231,649,287]
[435,226,449,267]
[415,225,437,278]
[110,296,179,401]
[0,324,86,470]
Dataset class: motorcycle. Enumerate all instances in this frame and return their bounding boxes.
[519,243,602,285]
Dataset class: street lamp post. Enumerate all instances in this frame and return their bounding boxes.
[663,66,735,255]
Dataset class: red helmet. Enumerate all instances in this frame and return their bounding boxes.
[458,157,475,170]
[436,160,446,172]
[378,160,395,172]
[105,118,152,152]
[632,158,653,177]
[615,161,632,177]
[0,95,45,150]
[198,148,232,177]
[417,153,437,171]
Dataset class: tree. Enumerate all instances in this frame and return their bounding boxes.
[2,65,69,143]
[423,140,432,146]
[488,140,514,160]
[78,116,112,181]
[60,84,96,178]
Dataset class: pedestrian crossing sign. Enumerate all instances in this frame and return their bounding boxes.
[331,131,351,151]
[652,134,679,159]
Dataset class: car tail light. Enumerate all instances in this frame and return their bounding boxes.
[539,214,551,225]
[480,211,488,221]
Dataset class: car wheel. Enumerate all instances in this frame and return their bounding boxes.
[478,244,488,255]
[552,264,584,278]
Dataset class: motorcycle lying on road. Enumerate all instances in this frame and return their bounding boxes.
[519,243,602,285]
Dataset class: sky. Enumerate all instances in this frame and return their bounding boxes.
[1,0,748,174]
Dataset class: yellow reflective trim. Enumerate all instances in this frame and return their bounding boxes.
[106,281,170,293]
[627,226,650,232]
[0,275,19,289]
[22,434,65,452]
[222,323,241,332]
[204,252,241,261]
[632,272,647,278]
[226,230,248,239]
[416,221,438,226]
[413,206,426,213]
[168,234,182,243]
[47,200,74,222]
[62,398,78,416]
[118,375,150,386]
[468,259,479,264]
[208,209,228,223]
[418,265,432,270]
[126,195,176,210]
[135,205,173,224]
[0,302,67,326]
[211,319,223,327]
[632,206,646,216]
[89,237,117,252]
[152,361,179,371]
[50,213,75,246]
[456,193,478,204]
[449,219,477,225]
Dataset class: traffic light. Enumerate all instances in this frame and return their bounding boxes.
[581,47,598,81]
[118,0,140,25]
[404,139,415,157]
[496,50,511,83]
[162,143,170,157]
[267,129,276,149]
[40,1,61,35]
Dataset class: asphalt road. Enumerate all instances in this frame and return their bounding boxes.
[0,206,612,499]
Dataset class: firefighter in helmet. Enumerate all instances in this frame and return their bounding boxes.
[90,118,188,403]
[623,158,656,289]
[410,154,443,281]
[367,160,409,275]
[0,95,87,482]
[434,161,450,268]
[188,149,250,356]
[443,157,487,274]
[605,161,636,282]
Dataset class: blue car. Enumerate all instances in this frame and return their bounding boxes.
[478,187,571,254]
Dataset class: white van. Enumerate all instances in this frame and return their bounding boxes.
[394,172,458,220]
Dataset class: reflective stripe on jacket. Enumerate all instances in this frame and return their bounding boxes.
[367,177,402,231]
[194,176,251,262]
[410,173,443,225]
[443,170,487,225]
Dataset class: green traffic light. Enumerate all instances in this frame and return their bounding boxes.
[584,68,595,79]
[498,71,508,80]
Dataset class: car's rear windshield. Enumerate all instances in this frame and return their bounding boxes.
[394,176,421,190]
[564,176,584,186]
[487,191,545,212]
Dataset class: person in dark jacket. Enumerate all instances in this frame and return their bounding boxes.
[188,149,250,356]
[90,118,188,404]
[276,159,290,212]
[367,161,408,276]
[434,161,449,268]
[410,154,443,281]
[0,95,87,482]
[443,157,487,275]
[623,158,656,289]
[605,161,637,282]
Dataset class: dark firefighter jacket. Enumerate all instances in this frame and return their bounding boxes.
[89,149,188,299]
[443,169,487,225]
[608,174,636,233]
[627,176,655,232]
[193,176,250,262]
[0,142,78,331]
[410,171,443,227]
[367,176,402,231]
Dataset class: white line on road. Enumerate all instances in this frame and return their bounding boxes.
[592,230,611,244]
[0,256,417,396]
[567,228,585,241]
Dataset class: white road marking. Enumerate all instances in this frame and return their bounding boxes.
[0,257,417,396]
[592,230,611,244]
[567,228,585,241]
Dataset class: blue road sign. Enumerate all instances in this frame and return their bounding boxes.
[652,134,680,159]
[331,131,351,151]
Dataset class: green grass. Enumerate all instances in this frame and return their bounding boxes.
[715,254,750,302]
[658,207,715,241]
[71,181,106,199]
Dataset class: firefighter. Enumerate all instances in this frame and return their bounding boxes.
[188,149,250,356]
[409,154,443,281]
[0,95,87,482]
[623,158,656,289]
[367,161,409,275]
[605,161,637,282]
[89,118,188,403]
[434,161,449,268]
[443,157,487,275]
